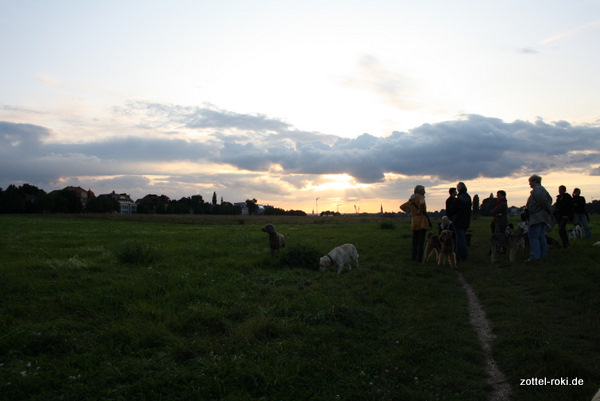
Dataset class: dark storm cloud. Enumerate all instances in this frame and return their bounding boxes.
[49,137,220,161]
[1,112,599,192]
[0,121,50,150]
[114,101,293,133]
[212,114,600,182]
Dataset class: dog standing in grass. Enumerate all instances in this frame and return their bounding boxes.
[319,244,359,274]
[261,224,285,256]
[423,232,442,264]
[489,231,522,263]
[437,229,457,269]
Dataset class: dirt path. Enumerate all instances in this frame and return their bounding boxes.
[456,272,512,401]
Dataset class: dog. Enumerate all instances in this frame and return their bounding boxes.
[423,232,442,264]
[319,244,359,274]
[489,231,522,263]
[568,225,582,240]
[261,223,285,256]
[437,229,457,269]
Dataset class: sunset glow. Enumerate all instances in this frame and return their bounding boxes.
[2,1,599,213]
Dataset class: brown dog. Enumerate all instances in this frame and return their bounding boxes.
[423,232,442,264]
[438,229,457,269]
[261,223,285,256]
[489,231,521,263]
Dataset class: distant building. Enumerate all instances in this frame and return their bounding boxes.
[234,202,249,215]
[234,202,266,215]
[99,191,137,214]
[61,186,96,207]
[136,194,171,213]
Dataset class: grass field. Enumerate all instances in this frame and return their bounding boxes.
[0,214,598,400]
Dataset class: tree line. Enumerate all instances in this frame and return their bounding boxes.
[0,184,306,216]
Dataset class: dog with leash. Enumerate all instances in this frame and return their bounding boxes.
[319,244,359,274]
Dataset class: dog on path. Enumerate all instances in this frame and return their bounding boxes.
[261,223,285,256]
[319,244,359,274]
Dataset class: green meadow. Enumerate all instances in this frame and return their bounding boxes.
[0,214,598,401]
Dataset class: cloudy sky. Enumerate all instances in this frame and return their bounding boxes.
[2,0,600,213]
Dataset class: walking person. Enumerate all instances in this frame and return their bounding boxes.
[400,185,431,262]
[572,188,592,238]
[526,175,554,261]
[448,182,472,263]
[554,185,573,248]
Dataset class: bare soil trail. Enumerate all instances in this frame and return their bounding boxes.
[456,271,512,401]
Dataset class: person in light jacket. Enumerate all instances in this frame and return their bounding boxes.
[400,185,431,262]
[526,175,554,261]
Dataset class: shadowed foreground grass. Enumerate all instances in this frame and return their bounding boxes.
[0,214,598,400]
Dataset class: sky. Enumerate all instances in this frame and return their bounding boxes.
[1,0,600,214]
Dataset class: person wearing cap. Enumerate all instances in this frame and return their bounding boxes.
[400,185,431,262]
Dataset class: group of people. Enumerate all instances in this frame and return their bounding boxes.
[400,182,472,263]
[400,175,592,263]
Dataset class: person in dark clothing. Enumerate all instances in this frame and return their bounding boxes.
[448,182,472,262]
[492,190,509,235]
[572,188,592,238]
[445,188,457,220]
[554,185,573,248]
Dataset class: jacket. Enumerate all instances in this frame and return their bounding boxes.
[492,199,508,226]
[527,184,553,226]
[400,193,430,231]
[449,192,472,229]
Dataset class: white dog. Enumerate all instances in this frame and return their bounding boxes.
[319,244,359,274]
[568,224,582,240]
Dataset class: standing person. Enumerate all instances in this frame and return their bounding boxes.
[492,190,509,234]
[554,185,573,248]
[572,188,592,238]
[526,175,554,261]
[445,188,457,220]
[448,182,472,262]
[400,185,431,262]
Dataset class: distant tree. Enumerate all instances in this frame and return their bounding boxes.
[191,195,210,214]
[246,198,259,215]
[167,197,191,214]
[0,184,26,213]
[320,210,341,216]
[288,209,307,216]
[49,189,83,213]
[587,200,600,214]
[472,194,480,215]
[212,201,241,215]
[480,193,496,217]
[86,196,120,213]
[264,206,285,215]
[212,192,217,206]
